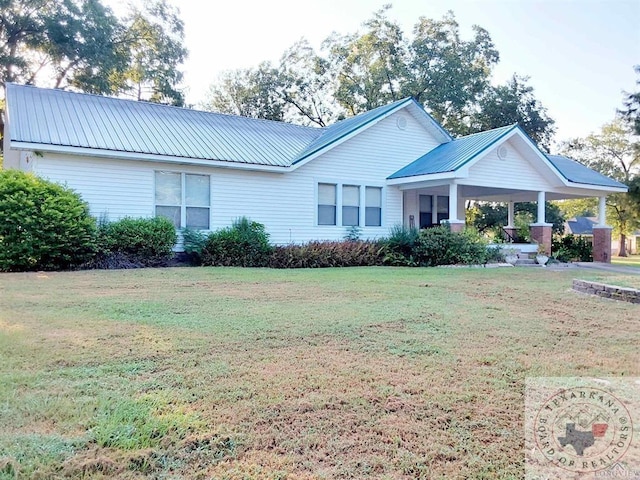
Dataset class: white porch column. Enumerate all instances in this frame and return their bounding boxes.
[448,183,459,221]
[598,196,607,226]
[507,201,515,228]
[536,191,546,224]
[432,195,438,225]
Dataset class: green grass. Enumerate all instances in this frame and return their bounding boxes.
[0,266,638,479]
[612,253,640,268]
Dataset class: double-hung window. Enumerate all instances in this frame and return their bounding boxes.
[317,183,337,225]
[155,171,210,229]
[342,185,360,226]
[365,187,382,226]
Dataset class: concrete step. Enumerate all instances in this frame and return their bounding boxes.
[515,258,538,266]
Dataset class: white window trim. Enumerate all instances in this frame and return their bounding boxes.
[154,170,212,230]
[315,179,385,227]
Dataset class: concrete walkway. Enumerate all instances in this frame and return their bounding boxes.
[571,262,640,275]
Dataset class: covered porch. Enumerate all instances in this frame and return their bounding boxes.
[386,124,628,263]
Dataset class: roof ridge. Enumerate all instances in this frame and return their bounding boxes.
[454,123,517,140]
[6,82,321,132]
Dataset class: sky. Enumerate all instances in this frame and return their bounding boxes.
[111,0,639,151]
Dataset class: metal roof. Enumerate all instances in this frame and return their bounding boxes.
[388,124,517,179]
[546,155,628,189]
[6,83,323,167]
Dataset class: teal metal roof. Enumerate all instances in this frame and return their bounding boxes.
[6,83,323,167]
[388,124,517,179]
[546,155,627,189]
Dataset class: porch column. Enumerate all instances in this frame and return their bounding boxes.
[432,195,438,226]
[446,182,465,233]
[593,196,612,263]
[504,201,517,242]
[530,191,552,255]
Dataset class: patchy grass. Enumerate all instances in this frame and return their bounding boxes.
[0,267,638,479]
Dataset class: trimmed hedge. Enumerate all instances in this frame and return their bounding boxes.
[89,217,176,268]
[412,225,496,266]
[0,170,97,271]
[270,241,385,268]
[201,217,273,267]
[552,234,593,262]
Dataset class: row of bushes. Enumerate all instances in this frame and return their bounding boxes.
[0,171,176,271]
[184,219,500,269]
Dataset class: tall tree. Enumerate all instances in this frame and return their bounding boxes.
[204,7,554,146]
[403,11,499,134]
[470,74,556,150]
[562,119,640,256]
[111,0,187,106]
[204,62,285,121]
[619,65,640,135]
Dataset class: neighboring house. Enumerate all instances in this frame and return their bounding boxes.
[566,217,639,255]
[2,83,628,259]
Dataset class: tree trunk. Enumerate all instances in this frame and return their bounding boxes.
[619,233,628,257]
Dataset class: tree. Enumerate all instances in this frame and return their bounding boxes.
[561,119,640,256]
[619,65,640,136]
[110,0,187,106]
[470,74,556,150]
[204,7,555,146]
[204,62,285,121]
[469,202,565,239]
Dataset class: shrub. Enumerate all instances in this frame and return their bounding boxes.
[201,217,272,267]
[381,224,419,266]
[552,234,593,262]
[92,216,176,268]
[269,241,385,268]
[181,227,209,265]
[0,170,97,271]
[413,225,492,266]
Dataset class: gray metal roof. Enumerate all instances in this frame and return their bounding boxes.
[388,124,517,179]
[546,155,628,189]
[6,83,323,167]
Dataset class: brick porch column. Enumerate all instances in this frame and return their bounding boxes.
[448,221,465,233]
[530,224,552,255]
[592,227,612,263]
[503,227,517,242]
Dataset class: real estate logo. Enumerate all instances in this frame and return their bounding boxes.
[533,386,633,474]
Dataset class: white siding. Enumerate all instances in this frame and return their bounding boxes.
[466,140,554,191]
[28,110,441,246]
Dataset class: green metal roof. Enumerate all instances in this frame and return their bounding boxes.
[388,124,517,179]
[546,155,627,189]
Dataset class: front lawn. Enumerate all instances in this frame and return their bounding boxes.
[0,267,638,479]
[613,254,640,268]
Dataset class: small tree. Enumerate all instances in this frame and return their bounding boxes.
[0,170,97,271]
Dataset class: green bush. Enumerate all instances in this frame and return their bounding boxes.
[0,170,97,271]
[413,225,493,266]
[92,216,176,268]
[181,227,209,265]
[270,241,385,268]
[381,224,419,266]
[201,217,273,267]
[552,234,593,262]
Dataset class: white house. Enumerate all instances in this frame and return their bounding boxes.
[2,83,628,261]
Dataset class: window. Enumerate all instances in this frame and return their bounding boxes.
[365,187,382,226]
[342,185,360,226]
[155,171,210,229]
[318,183,337,225]
[419,195,432,228]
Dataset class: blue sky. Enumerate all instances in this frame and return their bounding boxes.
[139,0,639,150]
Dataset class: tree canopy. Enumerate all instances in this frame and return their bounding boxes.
[204,7,555,148]
[0,0,187,104]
